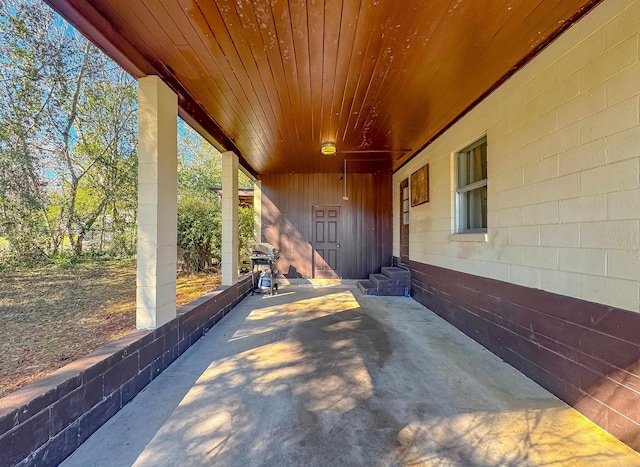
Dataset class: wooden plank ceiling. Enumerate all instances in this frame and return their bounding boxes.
[45,0,601,175]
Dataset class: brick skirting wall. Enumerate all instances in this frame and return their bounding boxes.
[408,260,640,451]
[0,274,255,467]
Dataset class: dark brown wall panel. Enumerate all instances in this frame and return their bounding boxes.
[261,172,392,279]
[408,259,640,451]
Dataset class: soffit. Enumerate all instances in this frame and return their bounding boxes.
[45,0,601,174]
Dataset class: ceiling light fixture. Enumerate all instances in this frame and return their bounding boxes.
[321,142,337,156]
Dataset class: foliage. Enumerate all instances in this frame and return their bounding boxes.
[238,206,254,259]
[238,170,253,190]
[177,195,221,273]
[0,0,137,260]
[0,2,255,270]
[177,122,255,273]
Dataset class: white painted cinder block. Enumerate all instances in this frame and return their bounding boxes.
[580,35,638,91]
[558,139,607,175]
[558,247,607,276]
[540,269,582,299]
[608,188,640,220]
[557,85,606,129]
[485,262,511,282]
[522,202,559,226]
[496,167,525,192]
[524,246,559,270]
[554,31,605,84]
[580,159,639,196]
[538,173,580,203]
[581,275,639,312]
[540,223,580,247]
[559,194,607,223]
[392,0,640,312]
[492,207,524,228]
[136,76,178,330]
[603,1,640,49]
[607,125,640,163]
[509,226,541,246]
[579,98,639,144]
[606,62,640,107]
[581,220,639,250]
[608,249,640,281]
[539,123,581,159]
[510,265,541,289]
[523,155,559,186]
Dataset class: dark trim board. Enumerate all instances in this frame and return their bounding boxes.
[407,259,640,451]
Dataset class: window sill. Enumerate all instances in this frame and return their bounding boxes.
[450,232,488,243]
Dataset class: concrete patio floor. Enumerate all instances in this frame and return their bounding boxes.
[62,285,640,466]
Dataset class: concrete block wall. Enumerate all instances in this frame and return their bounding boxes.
[409,260,640,450]
[392,0,640,450]
[0,275,254,467]
[393,0,640,313]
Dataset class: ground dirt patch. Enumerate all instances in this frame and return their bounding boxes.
[0,259,221,398]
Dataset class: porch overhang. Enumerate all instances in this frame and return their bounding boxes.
[44,0,602,175]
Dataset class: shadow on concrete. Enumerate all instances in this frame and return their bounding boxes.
[63,288,640,466]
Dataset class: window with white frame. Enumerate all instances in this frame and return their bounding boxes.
[456,136,487,233]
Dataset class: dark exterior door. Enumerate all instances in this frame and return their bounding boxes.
[400,179,409,264]
[313,206,340,278]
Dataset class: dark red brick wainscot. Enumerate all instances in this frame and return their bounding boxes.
[408,260,640,451]
[0,274,255,466]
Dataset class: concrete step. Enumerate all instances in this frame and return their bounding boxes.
[369,273,392,287]
[381,266,411,282]
[356,280,377,295]
[379,288,407,296]
[357,280,409,297]
[359,266,412,297]
[377,283,408,295]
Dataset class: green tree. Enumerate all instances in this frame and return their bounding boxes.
[0,0,138,259]
[177,122,255,272]
[66,72,137,254]
[177,195,220,273]
[177,123,220,272]
[0,0,59,257]
[238,205,254,258]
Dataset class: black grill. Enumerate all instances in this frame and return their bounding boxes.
[250,243,279,295]
[250,242,279,266]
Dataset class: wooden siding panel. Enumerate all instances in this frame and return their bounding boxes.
[262,172,391,279]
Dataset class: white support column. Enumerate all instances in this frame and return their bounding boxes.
[137,76,177,329]
[222,151,239,286]
[253,180,262,243]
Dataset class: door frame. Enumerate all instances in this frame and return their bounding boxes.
[400,179,409,265]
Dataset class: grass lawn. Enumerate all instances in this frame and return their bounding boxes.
[0,259,221,398]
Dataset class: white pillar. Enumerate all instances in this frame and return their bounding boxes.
[137,76,177,329]
[222,151,239,286]
[253,180,262,243]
